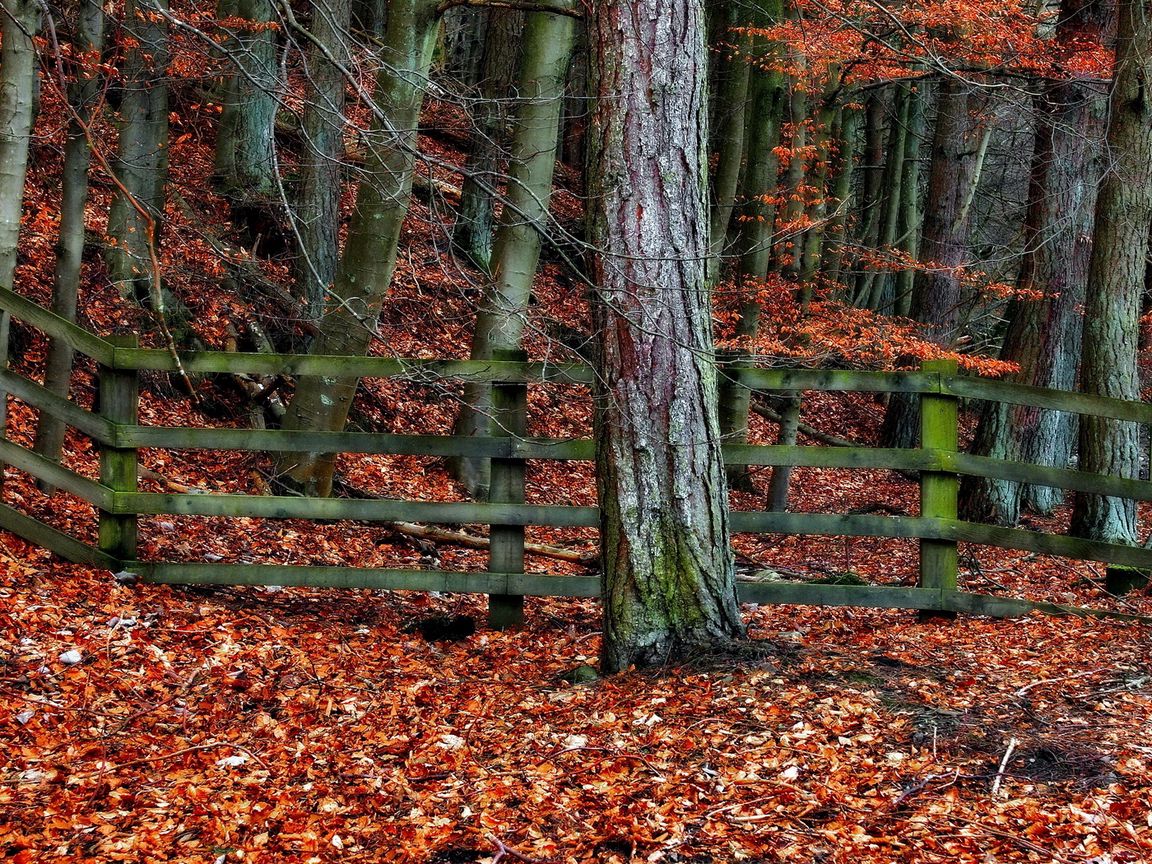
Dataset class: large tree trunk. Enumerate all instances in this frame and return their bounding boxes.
[277,0,441,496]
[961,0,1109,526]
[880,79,981,449]
[295,0,351,323]
[450,10,576,497]
[105,0,170,306]
[34,0,106,477]
[590,0,745,673]
[214,0,279,207]
[1071,0,1152,545]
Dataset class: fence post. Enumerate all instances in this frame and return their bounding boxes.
[488,349,527,628]
[919,358,959,617]
[98,335,139,562]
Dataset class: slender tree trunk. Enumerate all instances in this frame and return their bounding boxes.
[441,5,488,81]
[880,79,980,449]
[106,0,170,305]
[214,0,279,207]
[1071,0,1152,545]
[452,10,524,271]
[706,1,751,284]
[848,90,888,301]
[858,88,909,311]
[717,64,783,490]
[591,0,744,673]
[277,0,441,496]
[962,0,1109,526]
[34,0,106,478]
[450,10,576,497]
[295,0,351,323]
[895,81,928,318]
[0,0,38,290]
[819,106,858,285]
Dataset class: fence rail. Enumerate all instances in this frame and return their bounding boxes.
[2,287,1150,626]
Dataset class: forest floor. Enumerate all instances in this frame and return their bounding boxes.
[1,547,1150,863]
[2,76,1152,863]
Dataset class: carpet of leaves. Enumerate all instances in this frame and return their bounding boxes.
[2,541,1150,864]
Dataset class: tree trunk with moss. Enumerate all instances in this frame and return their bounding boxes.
[591,0,745,673]
[1071,0,1152,545]
[105,0,170,305]
[450,10,576,497]
[214,0,279,209]
[277,0,441,496]
[34,0,105,476]
[295,0,351,323]
[962,0,1109,526]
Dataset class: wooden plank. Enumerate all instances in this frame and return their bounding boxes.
[722,444,940,471]
[115,491,601,526]
[944,375,1152,425]
[118,424,596,460]
[487,350,528,628]
[0,500,120,568]
[131,562,601,596]
[919,359,959,606]
[733,367,940,395]
[0,287,115,364]
[0,368,116,443]
[98,337,139,561]
[112,348,596,383]
[736,581,944,609]
[944,591,1152,622]
[0,437,114,508]
[946,451,1152,502]
[944,518,1152,570]
[729,511,942,540]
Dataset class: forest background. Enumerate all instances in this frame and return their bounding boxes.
[0,0,1151,860]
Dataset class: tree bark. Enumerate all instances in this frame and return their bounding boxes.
[0,0,38,290]
[590,0,745,673]
[452,10,524,271]
[1071,0,1152,545]
[214,0,280,206]
[450,10,576,497]
[105,0,170,305]
[277,0,442,496]
[295,0,351,323]
[962,0,1110,526]
[880,79,981,449]
[34,0,106,478]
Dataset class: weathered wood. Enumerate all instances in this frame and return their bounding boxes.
[119,424,596,459]
[488,353,528,628]
[945,517,1152,570]
[724,445,938,470]
[944,375,1152,425]
[112,348,597,383]
[947,451,1152,502]
[734,367,941,395]
[737,581,944,609]
[134,563,602,596]
[919,359,959,610]
[943,590,1151,623]
[0,288,115,364]
[116,491,601,526]
[0,368,117,443]
[0,437,114,508]
[730,511,939,540]
[98,336,139,561]
[390,520,595,563]
[0,500,120,568]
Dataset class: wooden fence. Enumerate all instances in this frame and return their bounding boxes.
[2,286,1151,626]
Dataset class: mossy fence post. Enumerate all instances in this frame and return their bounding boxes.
[98,335,139,562]
[919,358,959,617]
[488,349,528,628]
